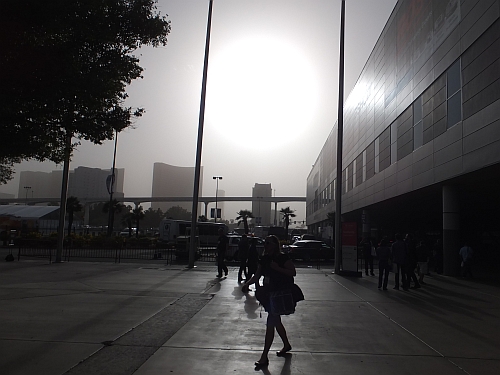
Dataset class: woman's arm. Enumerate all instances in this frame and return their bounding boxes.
[270,259,296,277]
[242,265,262,291]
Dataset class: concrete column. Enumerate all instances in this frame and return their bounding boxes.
[443,185,460,276]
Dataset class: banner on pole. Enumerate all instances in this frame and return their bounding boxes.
[342,222,358,272]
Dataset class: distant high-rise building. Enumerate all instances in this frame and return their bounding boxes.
[18,167,124,200]
[69,167,124,199]
[0,192,15,199]
[151,163,203,215]
[252,183,272,226]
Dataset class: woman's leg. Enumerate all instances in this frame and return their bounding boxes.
[275,317,291,351]
[378,262,383,288]
[259,323,275,362]
[383,265,390,289]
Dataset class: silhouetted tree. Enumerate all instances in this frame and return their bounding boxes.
[131,206,145,238]
[103,199,125,232]
[280,207,296,240]
[165,206,191,221]
[121,206,134,237]
[0,0,171,180]
[236,210,254,234]
[142,207,165,228]
[0,157,21,184]
[327,212,335,227]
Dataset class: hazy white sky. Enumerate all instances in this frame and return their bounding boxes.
[1,0,398,223]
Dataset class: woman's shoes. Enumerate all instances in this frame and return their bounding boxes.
[254,359,269,367]
[276,345,292,356]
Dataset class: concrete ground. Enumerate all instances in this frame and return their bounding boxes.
[0,258,499,375]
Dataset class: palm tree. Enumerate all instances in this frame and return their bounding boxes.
[131,206,145,238]
[327,212,335,227]
[102,199,125,234]
[121,206,134,237]
[236,210,254,234]
[280,207,296,241]
[66,196,82,236]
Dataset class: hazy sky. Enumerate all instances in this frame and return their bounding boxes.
[1,0,398,223]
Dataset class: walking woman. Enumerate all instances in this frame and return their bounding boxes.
[242,235,296,367]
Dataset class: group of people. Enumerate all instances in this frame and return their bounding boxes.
[236,234,260,283]
[215,229,259,280]
[363,233,475,289]
[362,233,432,291]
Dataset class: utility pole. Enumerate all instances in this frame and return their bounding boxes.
[334,0,345,274]
[189,0,214,268]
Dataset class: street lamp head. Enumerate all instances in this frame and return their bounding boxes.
[213,176,223,180]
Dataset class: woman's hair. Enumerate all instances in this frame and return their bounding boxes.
[265,235,280,250]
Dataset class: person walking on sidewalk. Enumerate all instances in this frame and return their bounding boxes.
[376,237,392,290]
[238,234,250,283]
[416,240,430,284]
[405,233,421,289]
[391,233,408,290]
[361,236,375,276]
[247,237,259,282]
[242,235,296,368]
[216,228,229,278]
[459,242,474,278]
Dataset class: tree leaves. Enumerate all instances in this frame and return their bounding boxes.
[0,0,171,182]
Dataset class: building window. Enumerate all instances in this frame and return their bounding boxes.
[447,59,462,128]
[374,137,380,173]
[362,150,367,182]
[390,122,397,164]
[352,160,356,188]
[413,96,423,149]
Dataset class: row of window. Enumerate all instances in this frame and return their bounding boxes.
[308,59,462,216]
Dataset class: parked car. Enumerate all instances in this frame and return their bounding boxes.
[226,235,264,261]
[300,234,316,240]
[284,240,334,261]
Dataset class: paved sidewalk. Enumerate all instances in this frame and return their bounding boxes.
[0,260,499,375]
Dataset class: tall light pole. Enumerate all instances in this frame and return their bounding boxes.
[23,186,31,201]
[213,176,222,222]
[106,129,118,237]
[335,0,345,274]
[189,0,214,268]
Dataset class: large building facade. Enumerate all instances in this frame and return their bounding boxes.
[18,167,124,200]
[151,163,203,215]
[252,183,272,226]
[307,0,500,276]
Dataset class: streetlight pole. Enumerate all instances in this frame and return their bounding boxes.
[189,0,214,268]
[23,186,31,202]
[107,129,118,237]
[213,176,222,222]
[334,0,345,274]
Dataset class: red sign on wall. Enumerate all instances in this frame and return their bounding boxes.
[342,222,358,246]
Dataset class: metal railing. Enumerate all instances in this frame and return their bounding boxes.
[16,240,221,264]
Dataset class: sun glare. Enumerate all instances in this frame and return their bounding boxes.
[206,36,318,149]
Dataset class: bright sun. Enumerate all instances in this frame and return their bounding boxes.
[206,36,318,149]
